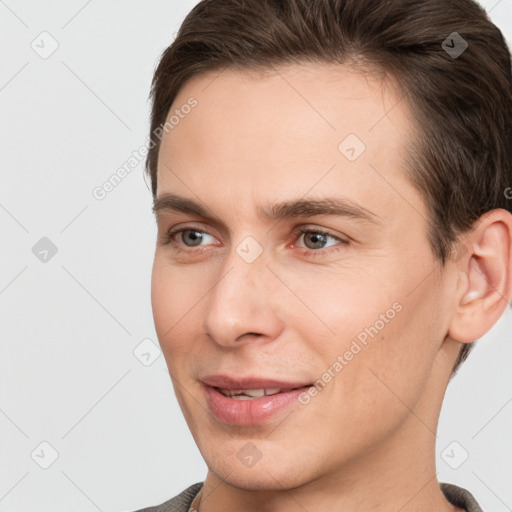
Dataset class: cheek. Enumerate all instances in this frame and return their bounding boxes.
[283,266,401,356]
[151,258,196,354]
[151,257,220,380]
[334,285,442,429]
[151,260,173,340]
[291,264,439,402]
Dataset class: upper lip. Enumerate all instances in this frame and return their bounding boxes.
[201,374,312,390]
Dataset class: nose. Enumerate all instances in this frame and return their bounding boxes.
[202,242,284,348]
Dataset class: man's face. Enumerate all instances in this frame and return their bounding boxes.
[151,63,455,490]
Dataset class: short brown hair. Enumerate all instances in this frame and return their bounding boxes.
[145,0,512,376]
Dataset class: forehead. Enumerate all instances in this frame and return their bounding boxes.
[156,62,421,223]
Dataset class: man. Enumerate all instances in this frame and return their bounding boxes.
[135,0,512,510]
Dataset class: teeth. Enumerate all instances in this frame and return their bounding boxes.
[218,387,286,398]
[241,389,265,397]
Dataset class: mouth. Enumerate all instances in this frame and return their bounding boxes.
[214,386,307,400]
[200,375,314,425]
[200,374,312,391]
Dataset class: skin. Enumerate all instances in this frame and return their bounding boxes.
[150,62,512,512]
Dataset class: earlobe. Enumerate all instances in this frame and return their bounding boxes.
[448,209,512,344]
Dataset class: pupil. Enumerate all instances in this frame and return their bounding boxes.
[307,233,326,249]
[185,231,202,246]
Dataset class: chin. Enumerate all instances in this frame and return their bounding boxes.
[204,446,315,492]
[218,468,307,492]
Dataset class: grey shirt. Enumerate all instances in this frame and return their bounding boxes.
[133,481,484,511]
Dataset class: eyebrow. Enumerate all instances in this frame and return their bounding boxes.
[152,193,381,226]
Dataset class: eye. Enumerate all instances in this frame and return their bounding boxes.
[296,229,338,250]
[160,226,217,251]
[293,227,349,256]
[160,224,350,257]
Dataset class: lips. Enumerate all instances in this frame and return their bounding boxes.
[201,374,314,425]
[201,374,312,390]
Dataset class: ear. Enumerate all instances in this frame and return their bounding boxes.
[448,208,512,344]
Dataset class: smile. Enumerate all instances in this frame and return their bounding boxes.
[217,387,301,399]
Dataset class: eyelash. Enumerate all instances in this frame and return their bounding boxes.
[160,225,350,257]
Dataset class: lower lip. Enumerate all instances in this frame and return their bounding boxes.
[204,385,312,426]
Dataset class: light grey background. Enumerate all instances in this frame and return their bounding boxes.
[1,1,511,511]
